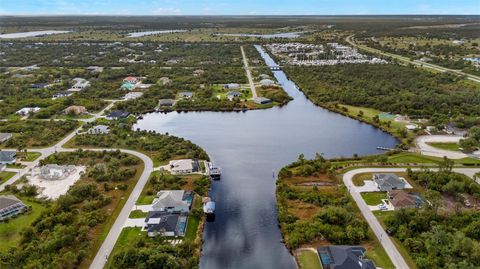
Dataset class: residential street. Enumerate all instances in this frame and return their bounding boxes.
[240,45,258,99]
[344,167,480,269]
[415,135,468,159]
[0,99,155,269]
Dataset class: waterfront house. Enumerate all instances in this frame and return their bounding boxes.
[387,190,421,210]
[0,151,16,164]
[16,107,40,115]
[144,211,188,237]
[87,125,110,135]
[260,79,275,87]
[64,105,87,115]
[106,110,130,120]
[159,99,176,107]
[373,173,406,191]
[178,92,193,99]
[168,159,198,175]
[318,246,377,269]
[0,133,12,143]
[152,190,193,213]
[254,97,272,105]
[227,91,242,101]
[0,195,27,221]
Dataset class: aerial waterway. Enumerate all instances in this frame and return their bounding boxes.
[133,45,398,269]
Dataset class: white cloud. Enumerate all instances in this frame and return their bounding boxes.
[153,7,182,15]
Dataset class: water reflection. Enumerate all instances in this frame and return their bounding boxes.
[134,46,397,269]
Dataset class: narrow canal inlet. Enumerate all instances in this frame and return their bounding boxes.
[133,46,398,269]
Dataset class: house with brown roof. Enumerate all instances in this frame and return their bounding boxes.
[65,105,87,115]
[387,190,422,210]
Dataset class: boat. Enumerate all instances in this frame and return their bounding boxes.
[202,197,215,215]
[207,162,221,180]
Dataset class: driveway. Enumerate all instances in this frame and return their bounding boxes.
[124,218,145,228]
[415,135,468,159]
[355,180,378,192]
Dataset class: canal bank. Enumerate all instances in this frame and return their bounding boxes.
[133,46,398,269]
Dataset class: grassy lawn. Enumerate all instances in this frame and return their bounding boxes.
[184,195,201,242]
[297,249,322,269]
[6,163,25,169]
[361,192,386,206]
[16,152,41,162]
[388,152,480,165]
[352,173,373,186]
[0,198,47,252]
[105,227,146,268]
[365,240,395,269]
[0,171,16,184]
[129,210,148,219]
[427,142,460,151]
[136,194,155,205]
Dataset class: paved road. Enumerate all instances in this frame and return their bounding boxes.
[344,167,480,269]
[0,101,119,191]
[346,35,480,84]
[88,148,153,269]
[240,45,258,99]
[415,135,469,159]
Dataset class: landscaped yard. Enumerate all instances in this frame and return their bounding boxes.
[0,171,16,184]
[352,173,373,186]
[297,249,322,269]
[16,151,41,162]
[184,195,202,242]
[0,198,47,251]
[427,142,460,151]
[129,210,148,219]
[365,240,395,269]
[361,192,386,206]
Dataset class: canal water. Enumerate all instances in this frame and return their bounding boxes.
[133,45,398,269]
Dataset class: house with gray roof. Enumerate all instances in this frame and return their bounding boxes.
[318,246,377,269]
[178,92,193,99]
[87,125,110,135]
[0,195,27,221]
[254,97,272,105]
[158,99,176,107]
[227,91,242,101]
[0,151,16,164]
[373,173,406,191]
[144,211,188,237]
[0,133,12,143]
[152,190,193,213]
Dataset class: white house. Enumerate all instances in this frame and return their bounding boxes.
[168,159,194,175]
[151,190,193,213]
[16,107,40,115]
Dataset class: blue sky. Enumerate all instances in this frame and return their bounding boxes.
[0,0,479,15]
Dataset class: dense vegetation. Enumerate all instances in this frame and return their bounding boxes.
[72,121,209,164]
[285,64,480,124]
[384,207,480,269]
[0,120,78,148]
[276,154,369,249]
[460,126,480,152]
[110,237,199,269]
[0,150,142,268]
